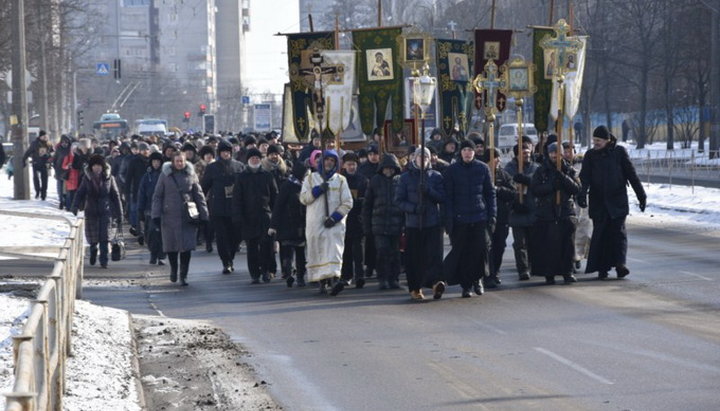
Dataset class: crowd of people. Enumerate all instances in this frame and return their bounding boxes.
[16,124,646,298]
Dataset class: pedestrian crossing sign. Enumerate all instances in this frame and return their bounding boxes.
[96,63,110,76]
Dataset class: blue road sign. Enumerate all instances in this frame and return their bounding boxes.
[241,96,250,105]
[96,63,110,76]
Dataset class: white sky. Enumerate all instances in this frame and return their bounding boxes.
[244,0,301,99]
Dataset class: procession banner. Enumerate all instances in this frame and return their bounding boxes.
[474,29,512,112]
[281,84,299,143]
[352,27,404,135]
[436,38,474,136]
[550,36,587,120]
[320,50,356,134]
[532,27,554,133]
[286,31,335,141]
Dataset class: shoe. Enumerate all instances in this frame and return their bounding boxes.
[485,276,499,289]
[138,235,144,246]
[387,279,401,289]
[35,192,40,199]
[410,290,425,300]
[129,226,138,237]
[206,244,213,253]
[251,278,261,284]
[563,274,577,284]
[286,276,295,288]
[89,253,97,266]
[58,203,64,210]
[365,268,375,278]
[545,276,556,285]
[598,271,609,280]
[473,281,484,296]
[180,279,188,286]
[157,259,165,266]
[355,278,365,289]
[296,276,306,287]
[262,273,271,283]
[222,265,232,274]
[616,265,630,278]
[519,272,531,281]
[229,263,234,272]
[461,288,472,298]
[330,281,346,296]
[432,281,446,300]
[150,257,157,265]
[378,280,389,290]
[170,269,178,283]
[100,264,107,269]
[319,281,329,295]
[574,260,582,270]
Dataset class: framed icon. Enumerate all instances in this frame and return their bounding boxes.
[508,67,530,92]
[366,48,394,81]
[483,41,500,60]
[383,119,417,154]
[405,38,425,62]
[448,52,470,82]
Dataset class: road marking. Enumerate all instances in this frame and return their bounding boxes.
[627,257,646,263]
[534,347,614,385]
[680,271,713,281]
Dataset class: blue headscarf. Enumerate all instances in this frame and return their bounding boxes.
[318,150,339,179]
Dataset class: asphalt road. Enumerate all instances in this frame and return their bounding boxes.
[82,220,720,411]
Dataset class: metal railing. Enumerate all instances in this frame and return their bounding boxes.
[627,149,720,190]
[1,211,84,411]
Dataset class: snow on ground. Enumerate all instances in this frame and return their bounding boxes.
[0,294,31,407]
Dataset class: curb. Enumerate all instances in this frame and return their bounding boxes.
[127,312,147,411]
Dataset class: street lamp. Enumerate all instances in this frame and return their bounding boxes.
[411,63,436,229]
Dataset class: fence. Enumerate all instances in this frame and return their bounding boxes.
[1,211,84,411]
[627,149,720,190]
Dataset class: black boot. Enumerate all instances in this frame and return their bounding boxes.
[330,279,346,296]
[179,252,190,286]
[296,273,306,287]
[168,252,178,283]
[89,244,98,266]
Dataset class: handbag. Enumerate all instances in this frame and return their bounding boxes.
[171,174,200,224]
[111,226,126,261]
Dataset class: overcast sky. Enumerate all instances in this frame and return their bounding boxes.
[244,1,301,99]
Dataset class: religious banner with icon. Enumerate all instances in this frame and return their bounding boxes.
[473,29,512,112]
[320,50,356,136]
[286,32,336,141]
[353,27,404,135]
[436,38,474,136]
[532,27,554,133]
[550,36,587,121]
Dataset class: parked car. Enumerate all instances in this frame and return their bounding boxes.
[497,123,538,152]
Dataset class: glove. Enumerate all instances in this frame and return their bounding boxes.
[488,217,496,234]
[513,173,531,185]
[576,195,587,208]
[267,228,277,236]
[153,217,161,227]
[320,181,329,192]
[323,217,337,228]
[638,196,647,212]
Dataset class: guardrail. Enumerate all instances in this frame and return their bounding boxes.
[627,149,720,189]
[1,210,84,411]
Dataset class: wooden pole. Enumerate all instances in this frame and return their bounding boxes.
[488,112,496,184]
[378,0,382,27]
[555,78,565,207]
[309,14,314,32]
[516,98,525,203]
[334,14,340,49]
[549,0,555,26]
[491,0,497,29]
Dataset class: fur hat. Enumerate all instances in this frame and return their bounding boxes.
[88,154,106,168]
[246,147,262,161]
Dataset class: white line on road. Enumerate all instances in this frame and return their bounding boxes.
[680,271,713,281]
[534,347,614,385]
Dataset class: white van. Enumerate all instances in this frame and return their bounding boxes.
[497,123,538,151]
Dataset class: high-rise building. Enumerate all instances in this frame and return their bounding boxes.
[216,0,250,131]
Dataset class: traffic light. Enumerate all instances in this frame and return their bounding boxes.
[183,111,191,123]
[113,59,121,79]
[199,104,207,116]
[77,110,84,128]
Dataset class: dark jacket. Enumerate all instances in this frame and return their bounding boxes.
[201,158,244,218]
[395,162,444,229]
[72,150,90,174]
[504,158,540,227]
[23,137,53,167]
[0,142,6,169]
[358,159,380,181]
[52,135,72,180]
[125,154,149,200]
[340,170,368,238]
[270,175,306,242]
[261,157,289,188]
[232,166,278,240]
[72,164,123,244]
[137,165,162,218]
[493,166,516,225]
[530,158,581,221]
[363,154,403,236]
[579,142,646,220]
[442,158,496,229]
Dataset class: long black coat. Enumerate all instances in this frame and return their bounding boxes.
[269,177,305,242]
[340,171,368,239]
[530,159,581,222]
[504,158,539,227]
[494,166,516,225]
[232,167,278,240]
[125,154,149,200]
[579,142,646,220]
[72,164,123,244]
[201,158,244,218]
[363,155,403,236]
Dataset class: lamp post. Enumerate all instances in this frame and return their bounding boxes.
[411,63,436,229]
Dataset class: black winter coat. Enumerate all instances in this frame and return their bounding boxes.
[579,142,646,220]
[395,163,444,229]
[72,165,123,244]
[493,166,516,225]
[442,159,496,229]
[201,158,244,218]
[504,158,539,227]
[52,136,72,180]
[340,171,368,238]
[232,167,278,240]
[363,154,403,236]
[137,166,161,218]
[530,159,581,221]
[125,154,149,200]
[358,160,380,181]
[269,177,306,242]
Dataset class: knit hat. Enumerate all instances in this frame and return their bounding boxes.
[459,139,476,151]
[291,161,308,181]
[244,135,257,146]
[217,139,233,153]
[267,144,282,156]
[149,152,164,163]
[198,145,216,158]
[138,142,150,152]
[414,147,431,159]
[367,145,379,155]
[182,142,197,153]
[88,154,105,168]
[592,125,612,140]
[547,142,558,153]
[342,152,359,163]
[246,147,262,161]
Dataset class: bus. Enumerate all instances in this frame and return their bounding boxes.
[93,113,129,140]
[134,118,168,136]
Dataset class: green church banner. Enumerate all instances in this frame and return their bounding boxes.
[352,27,404,136]
[286,32,336,141]
[533,27,554,133]
[436,39,474,136]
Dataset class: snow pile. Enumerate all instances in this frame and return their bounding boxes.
[629,183,720,235]
[63,300,141,411]
[0,294,31,409]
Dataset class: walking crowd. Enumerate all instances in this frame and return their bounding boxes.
[15,124,647,298]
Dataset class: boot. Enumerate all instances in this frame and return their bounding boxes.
[473,280,484,296]
[545,276,556,285]
[89,244,98,266]
[179,253,190,286]
[330,279,346,296]
[563,274,577,284]
[616,265,630,278]
[296,273,306,287]
[170,265,178,283]
[354,276,365,289]
[319,279,329,295]
[484,276,499,289]
[286,275,295,288]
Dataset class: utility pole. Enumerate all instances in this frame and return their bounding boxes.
[711,2,720,158]
[11,0,30,199]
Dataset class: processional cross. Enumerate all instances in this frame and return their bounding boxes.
[472,59,508,182]
[298,49,341,138]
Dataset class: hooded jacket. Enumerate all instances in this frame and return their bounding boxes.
[395,160,444,229]
[363,154,404,236]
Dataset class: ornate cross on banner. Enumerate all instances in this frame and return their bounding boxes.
[472,59,508,116]
[298,49,341,134]
[540,19,582,80]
